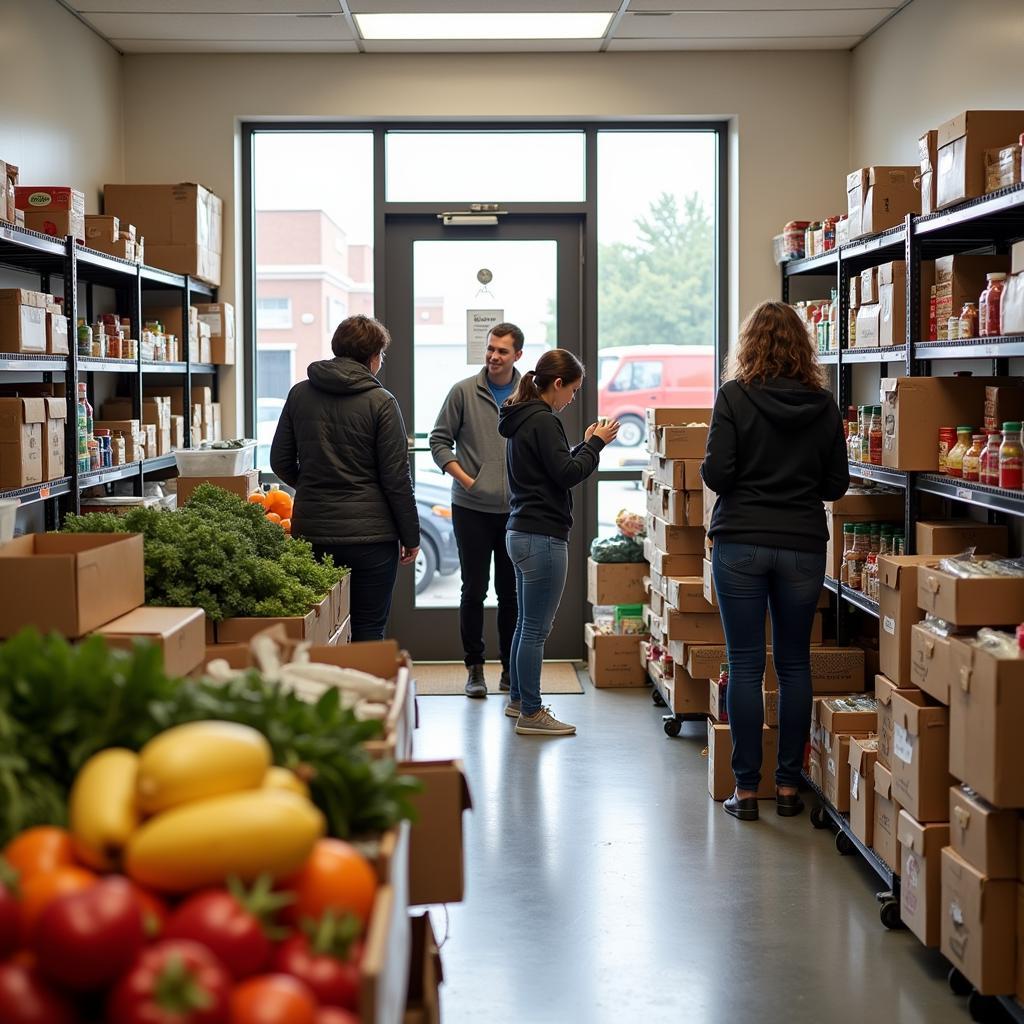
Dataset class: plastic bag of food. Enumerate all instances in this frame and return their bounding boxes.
[590,534,645,563]
[615,509,646,540]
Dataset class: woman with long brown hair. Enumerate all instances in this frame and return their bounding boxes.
[498,349,619,736]
[702,301,849,821]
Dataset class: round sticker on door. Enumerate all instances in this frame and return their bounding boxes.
[477,269,493,285]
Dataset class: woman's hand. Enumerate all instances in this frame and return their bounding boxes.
[592,419,620,445]
[400,545,420,566]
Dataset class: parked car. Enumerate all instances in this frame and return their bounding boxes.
[413,470,461,594]
[597,345,715,447]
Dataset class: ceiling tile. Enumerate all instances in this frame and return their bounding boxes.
[111,37,360,51]
[608,33,862,49]
[629,1,897,10]
[81,12,354,41]
[617,8,883,38]
[72,1,342,11]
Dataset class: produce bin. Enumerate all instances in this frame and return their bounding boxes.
[174,440,256,477]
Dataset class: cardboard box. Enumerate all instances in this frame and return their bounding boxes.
[878,555,939,686]
[941,847,1018,995]
[84,214,119,244]
[702,559,717,608]
[880,376,998,470]
[685,643,728,681]
[642,539,702,579]
[404,912,442,1024]
[764,647,865,695]
[819,694,878,735]
[176,471,259,506]
[585,624,646,688]
[644,408,710,459]
[646,482,703,527]
[934,255,1010,340]
[855,304,880,348]
[910,624,953,704]
[41,395,66,482]
[96,607,206,678]
[847,166,918,238]
[586,558,646,606]
[103,183,223,286]
[0,291,47,354]
[664,609,725,645]
[399,760,471,907]
[823,731,868,813]
[46,312,68,355]
[936,110,1024,210]
[877,261,907,346]
[899,813,949,947]
[648,518,704,556]
[196,302,235,365]
[15,186,85,240]
[762,686,777,727]
[707,722,778,801]
[649,456,701,491]
[217,600,332,647]
[649,656,707,714]
[873,761,903,875]
[915,520,1009,556]
[144,304,197,343]
[890,692,951,822]
[662,575,707,613]
[0,161,17,224]
[919,130,939,215]
[0,396,45,488]
[949,785,1019,880]
[917,566,1024,627]
[849,736,878,847]
[0,533,144,638]
[948,637,1024,807]
[985,144,1022,193]
[171,415,185,450]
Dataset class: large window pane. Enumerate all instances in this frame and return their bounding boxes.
[254,132,374,470]
[386,131,585,203]
[596,131,717,461]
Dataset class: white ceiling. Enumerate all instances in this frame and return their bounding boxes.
[62,0,909,54]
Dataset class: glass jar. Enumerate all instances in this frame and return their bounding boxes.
[87,438,100,472]
[894,530,906,557]
[981,273,1008,337]
[849,409,863,463]
[879,525,893,559]
[938,427,958,474]
[864,552,878,599]
[981,432,1002,486]
[945,426,973,479]
[869,406,883,465]
[962,434,986,482]
[999,421,1023,490]
[958,302,979,340]
[76,319,92,357]
[860,407,871,464]
[841,523,857,585]
[847,524,870,592]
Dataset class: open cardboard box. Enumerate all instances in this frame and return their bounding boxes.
[404,912,443,1024]
[216,590,335,647]
[95,606,206,678]
[644,408,710,459]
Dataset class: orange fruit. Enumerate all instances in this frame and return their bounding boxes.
[266,490,293,516]
[265,512,282,524]
[19,865,98,943]
[4,826,75,881]
[280,519,291,534]
[283,839,378,928]
[248,492,268,508]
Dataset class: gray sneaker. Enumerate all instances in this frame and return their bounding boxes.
[465,664,487,698]
[515,705,576,736]
[504,699,521,718]
[499,670,511,693]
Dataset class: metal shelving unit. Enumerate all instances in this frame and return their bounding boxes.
[0,224,218,519]
[848,462,907,489]
[839,584,880,619]
[916,335,1024,360]
[916,473,1024,517]
[840,345,907,364]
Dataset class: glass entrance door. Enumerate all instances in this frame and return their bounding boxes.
[384,216,585,661]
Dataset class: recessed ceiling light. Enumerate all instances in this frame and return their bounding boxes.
[354,12,613,41]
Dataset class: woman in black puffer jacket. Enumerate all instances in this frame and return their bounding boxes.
[270,315,420,641]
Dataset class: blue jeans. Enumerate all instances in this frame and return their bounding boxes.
[506,530,569,716]
[712,541,826,791]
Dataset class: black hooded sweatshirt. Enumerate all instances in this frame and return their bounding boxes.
[270,357,420,549]
[701,378,850,554]
[497,400,605,542]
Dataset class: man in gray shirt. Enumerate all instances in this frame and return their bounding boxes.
[430,323,523,697]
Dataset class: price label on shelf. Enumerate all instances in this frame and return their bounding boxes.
[38,488,49,499]
[956,488,971,501]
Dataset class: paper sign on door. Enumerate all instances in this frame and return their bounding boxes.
[466,309,504,363]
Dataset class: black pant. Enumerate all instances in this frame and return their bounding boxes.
[311,541,399,643]
[452,504,518,669]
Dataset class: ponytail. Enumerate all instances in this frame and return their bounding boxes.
[505,349,585,407]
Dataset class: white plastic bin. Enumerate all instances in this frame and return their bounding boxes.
[174,442,257,478]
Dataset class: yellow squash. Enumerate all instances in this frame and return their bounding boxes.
[68,747,139,871]
[263,766,311,800]
[136,720,272,815]
[124,788,325,892]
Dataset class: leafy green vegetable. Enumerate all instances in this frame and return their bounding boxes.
[61,485,348,623]
[0,630,417,845]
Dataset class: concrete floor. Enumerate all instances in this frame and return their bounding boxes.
[413,672,974,1024]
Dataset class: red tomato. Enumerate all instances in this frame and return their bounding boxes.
[315,1010,360,1024]
[108,939,232,1024]
[18,865,97,944]
[32,875,146,991]
[3,827,74,882]
[0,878,20,959]
[229,974,317,1024]
[164,881,287,981]
[272,932,361,1010]
[0,963,78,1024]
[284,840,377,929]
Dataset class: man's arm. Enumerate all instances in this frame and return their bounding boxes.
[428,384,475,488]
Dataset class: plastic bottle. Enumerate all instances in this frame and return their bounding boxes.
[87,437,100,472]
[859,407,871,464]
[981,432,1002,486]
[869,406,883,466]
[848,524,869,591]
[962,434,985,483]
[938,427,957,474]
[76,383,90,472]
[958,302,979,340]
[76,319,92,357]
[981,273,1008,337]
[945,426,973,479]
[841,523,857,585]
[879,525,893,559]
[999,421,1023,490]
[894,530,906,557]
[864,552,878,600]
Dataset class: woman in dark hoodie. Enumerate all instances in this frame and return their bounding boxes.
[497,349,619,737]
[702,301,849,822]
[270,315,420,642]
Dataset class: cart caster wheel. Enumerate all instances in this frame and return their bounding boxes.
[967,991,1000,1023]
[652,690,666,708]
[879,898,901,930]
[663,716,682,737]
[948,967,972,997]
[810,805,828,830]
[835,830,854,856]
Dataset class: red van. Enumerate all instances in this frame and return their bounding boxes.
[597,345,716,447]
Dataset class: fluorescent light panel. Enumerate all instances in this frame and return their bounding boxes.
[355,12,613,40]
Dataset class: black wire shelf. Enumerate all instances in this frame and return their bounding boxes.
[848,463,908,489]
[0,477,72,505]
[783,249,839,277]
[916,474,1024,517]
[79,462,142,488]
[840,583,880,619]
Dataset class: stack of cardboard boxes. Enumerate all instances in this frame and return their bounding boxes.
[14,186,85,241]
[84,214,143,264]
[852,259,932,349]
[585,552,648,689]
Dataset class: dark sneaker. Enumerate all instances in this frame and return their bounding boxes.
[499,669,511,692]
[724,791,759,821]
[465,664,487,698]
[515,705,576,736]
[504,699,521,718]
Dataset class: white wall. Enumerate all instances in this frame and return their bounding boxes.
[0,0,122,210]
[121,50,852,433]
[850,0,1024,166]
